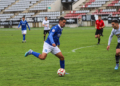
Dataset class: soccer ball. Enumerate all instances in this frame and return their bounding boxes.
[57,68,66,76]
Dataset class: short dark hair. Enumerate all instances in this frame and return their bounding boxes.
[98,15,101,17]
[45,16,47,18]
[112,20,119,23]
[22,15,25,18]
[59,17,66,21]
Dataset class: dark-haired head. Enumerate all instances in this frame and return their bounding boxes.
[59,17,66,28]
[111,20,119,23]
[111,20,119,29]
[22,16,25,21]
[98,15,101,21]
[45,16,48,21]
[59,17,66,22]
[98,15,101,17]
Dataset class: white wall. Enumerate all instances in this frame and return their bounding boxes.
[104,20,111,27]
[29,23,33,27]
[47,0,62,12]
[65,24,78,28]
[12,26,18,28]
[82,20,112,27]
[0,26,4,28]
[9,20,112,28]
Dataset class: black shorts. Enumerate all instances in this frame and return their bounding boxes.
[44,30,50,34]
[116,43,120,49]
[95,29,102,35]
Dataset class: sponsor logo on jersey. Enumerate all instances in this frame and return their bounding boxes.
[116,34,120,38]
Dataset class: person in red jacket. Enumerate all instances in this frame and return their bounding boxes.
[95,15,105,44]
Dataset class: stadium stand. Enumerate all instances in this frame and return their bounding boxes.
[0,14,14,21]
[29,0,56,11]
[64,10,89,19]
[5,0,39,12]
[108,0,119,6]
[35,12,60,19]
[0,0,16,12]
[0,0,120,23]
[114,0,120,6]
[0,0,58,21]
[92,8,120,17]
[10,13,35,20]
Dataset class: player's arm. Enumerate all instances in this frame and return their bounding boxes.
[48,28,57,47]
[107,29,114,50]
[95,21,97,29]
[101,21,105,28]
[18,21,21,29]
[26,21,30,30]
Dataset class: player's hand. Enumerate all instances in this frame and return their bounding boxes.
[52,43,56,47]
[58,45,60,48]
[107,45,110,50]
[95,27,97,29]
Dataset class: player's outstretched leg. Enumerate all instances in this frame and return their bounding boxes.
[25,49,47,60]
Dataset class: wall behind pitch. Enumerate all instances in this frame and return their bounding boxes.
[47,0,62,12]
[82,20,112,27]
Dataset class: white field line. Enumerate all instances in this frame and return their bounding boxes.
[72,45,96,52]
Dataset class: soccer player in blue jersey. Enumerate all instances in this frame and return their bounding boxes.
[25,17,66,70]
[18,16,30,43]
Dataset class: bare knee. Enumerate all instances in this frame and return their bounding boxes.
[95,35,98,38]
[60,56,64,61]
[98,36,100,39]
[116,49,120,56]
[116,52,120,56]
[38,54,47,60]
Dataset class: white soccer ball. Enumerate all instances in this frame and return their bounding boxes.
[57,68,66,76]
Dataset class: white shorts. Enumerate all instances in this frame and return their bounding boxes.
[22,30,27,34]
[42,42,61,55]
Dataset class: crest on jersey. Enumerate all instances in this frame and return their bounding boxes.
[58,34,61,37]
[52,29,55,32]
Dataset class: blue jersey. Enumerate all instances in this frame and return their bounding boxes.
[18,20,30,30]
[46,24,62,46]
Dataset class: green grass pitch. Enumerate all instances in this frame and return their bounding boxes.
[0,26,120,86]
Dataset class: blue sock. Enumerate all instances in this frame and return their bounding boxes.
[32,51,40,58]
[23,35,25,40]
[60,60,65,69]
